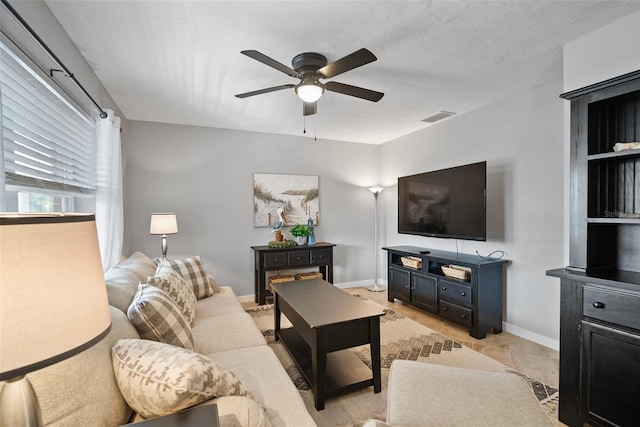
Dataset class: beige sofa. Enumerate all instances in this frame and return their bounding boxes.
[28,252,316,427]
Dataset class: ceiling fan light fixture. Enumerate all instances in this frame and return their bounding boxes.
[295,81,324,103]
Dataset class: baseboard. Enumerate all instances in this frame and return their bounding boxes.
[503,322,559,351]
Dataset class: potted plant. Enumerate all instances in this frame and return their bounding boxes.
[289,224,312,245]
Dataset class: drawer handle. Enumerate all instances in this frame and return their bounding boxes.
[461,314,467,318]
[272,258,278,262]
[296,256,301,260]
[442,307,448,312]
[442,287,447,291]
[461,292,466,296]
[592,302,605,309]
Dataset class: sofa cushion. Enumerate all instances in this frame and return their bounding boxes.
[191,312,266,354]
[28,306,139,427]
[127,283,195,350]
[105,252,158,312]
[156,256,218,299]
[206,345,316,427]
[195,286,246,318]
[104,268,140,313]
[147,265,197,326]
[113,251,158,281]
[111,339,253,419]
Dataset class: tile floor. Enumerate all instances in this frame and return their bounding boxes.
[350,286,560,389]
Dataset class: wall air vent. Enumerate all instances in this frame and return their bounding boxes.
[422,111,456,123]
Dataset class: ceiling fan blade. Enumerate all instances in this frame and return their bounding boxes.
[241,50,300,78]
[317,48,377,79]
[303,101,317,116]
[325,81,384,102]
[235,84,295,98]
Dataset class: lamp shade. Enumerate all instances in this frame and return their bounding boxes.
[149,213,178,235]
[0,213,111,380]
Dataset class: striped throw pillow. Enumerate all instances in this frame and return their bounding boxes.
[156,256,217,299]
[127,284,194,350]
[147,265,197,326]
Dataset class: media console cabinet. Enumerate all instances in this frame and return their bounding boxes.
[383,246,508,339]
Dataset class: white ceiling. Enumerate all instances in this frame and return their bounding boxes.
[45,1,640,144]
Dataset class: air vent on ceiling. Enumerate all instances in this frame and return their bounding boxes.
[422,111,456,123]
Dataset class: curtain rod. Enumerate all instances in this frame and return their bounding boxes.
[1,0,108,119]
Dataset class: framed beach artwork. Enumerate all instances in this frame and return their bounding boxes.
[254,173,319,228]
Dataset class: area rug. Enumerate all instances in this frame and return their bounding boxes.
[246,294,558,427]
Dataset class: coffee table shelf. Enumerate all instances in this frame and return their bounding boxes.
[278,327,376,397]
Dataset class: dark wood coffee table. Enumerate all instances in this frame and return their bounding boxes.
[271,279,384,410]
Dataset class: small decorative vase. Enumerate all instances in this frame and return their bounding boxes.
[307,218,316,245]
[294,235,307,245]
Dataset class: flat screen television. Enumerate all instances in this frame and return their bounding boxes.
[398,161,486,241]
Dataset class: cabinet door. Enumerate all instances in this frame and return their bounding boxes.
[388,267,410,302]
[581,321,640,427]
[411,273,437,313]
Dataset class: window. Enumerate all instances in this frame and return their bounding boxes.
[0,38,96,212]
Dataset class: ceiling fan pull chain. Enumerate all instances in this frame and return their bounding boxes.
[303,116,307,134]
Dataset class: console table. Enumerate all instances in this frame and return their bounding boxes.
[383,246,508,339]
[251,242,335,305]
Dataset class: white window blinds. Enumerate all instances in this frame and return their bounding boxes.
[0,41,96,194]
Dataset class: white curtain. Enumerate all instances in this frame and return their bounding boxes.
[95,109,123,271]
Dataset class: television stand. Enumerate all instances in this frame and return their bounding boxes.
[383,246,508,339]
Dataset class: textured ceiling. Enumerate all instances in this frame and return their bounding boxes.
[45,1,640,144]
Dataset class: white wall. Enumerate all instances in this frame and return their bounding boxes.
[564,10,640,92]
[379,79,565,349]
[122,122,380,298]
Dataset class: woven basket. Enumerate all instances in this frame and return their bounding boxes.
[441,265,471,281]
[268,275,295,293]
[401,256,422,269]
[295,272,323,281]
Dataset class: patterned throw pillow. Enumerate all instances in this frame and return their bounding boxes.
[111,339,253,419]
[147,266,197,326]
[155,256,217,299]
[127,284,194,350]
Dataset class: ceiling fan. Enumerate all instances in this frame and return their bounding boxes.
[235,48,384,116]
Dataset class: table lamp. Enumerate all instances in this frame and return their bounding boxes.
[149,213,178,259]
[0,213,112,426]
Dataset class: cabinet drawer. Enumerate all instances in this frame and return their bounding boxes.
[583,286,640,331]
[311,249,331,263]
[439,279,472,304]
[288,251,310,266]
[263,252,287,268]
[439,300,472,327]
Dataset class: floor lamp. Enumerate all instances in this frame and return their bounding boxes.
[368,185,385,292]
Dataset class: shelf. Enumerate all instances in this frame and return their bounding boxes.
[588,148,640,161]
[588,218,640,224]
